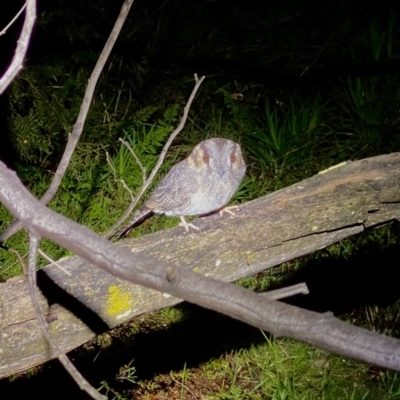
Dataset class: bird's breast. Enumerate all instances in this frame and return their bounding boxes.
[164,175,237,217]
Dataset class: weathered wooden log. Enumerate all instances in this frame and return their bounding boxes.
[1,152,399,378]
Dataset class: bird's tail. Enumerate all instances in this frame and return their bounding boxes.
[108,207,153,240]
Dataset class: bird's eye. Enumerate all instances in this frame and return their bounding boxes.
[230,153,236,164]
[203,152,210,163]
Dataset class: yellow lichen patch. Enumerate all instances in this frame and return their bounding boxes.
[106,285,133,318]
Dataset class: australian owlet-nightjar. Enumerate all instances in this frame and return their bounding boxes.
[110,138,246,238]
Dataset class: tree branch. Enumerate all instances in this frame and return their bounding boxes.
[0,0,36,95]
[0,3,27,37]
[1,157,399,374]
[27,234,106,400]
[0,0,136,243]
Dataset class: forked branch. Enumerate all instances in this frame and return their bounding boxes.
[0,0,136,243]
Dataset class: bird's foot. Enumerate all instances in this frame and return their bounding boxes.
[219,205,240,217]
[179,216,200,232]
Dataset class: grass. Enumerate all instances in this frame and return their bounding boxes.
[1,0,400,398]
[192,338,374,400]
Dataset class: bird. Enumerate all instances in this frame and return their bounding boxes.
[109,137,246,239]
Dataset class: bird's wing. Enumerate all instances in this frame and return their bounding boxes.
[109,162,198,239]
[108,207,153,239]
[145,161,198,213]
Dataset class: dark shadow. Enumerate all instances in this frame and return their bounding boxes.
[281,246,400,314]
[0,271,110,399]
[37,270,109,335]
[0,303,264,400]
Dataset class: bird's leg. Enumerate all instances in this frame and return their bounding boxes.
[219,205,240,217]
[179,216,200,232]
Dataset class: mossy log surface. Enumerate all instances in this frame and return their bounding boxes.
[1,153,400,378]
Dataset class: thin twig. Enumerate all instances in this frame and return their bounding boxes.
[0,0,136,243]
[27,234,107,400]
[260,283,309,300]
[0,0,35,94]
[105,74,206,237]
[7,248,27,275]
[38,248,71,276]
[0,3,27,36]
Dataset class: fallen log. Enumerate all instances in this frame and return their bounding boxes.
[1,152,399,377]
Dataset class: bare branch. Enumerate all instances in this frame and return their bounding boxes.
[0,3,27,36]
[0,0,36,95]
[37,248,71,276]
[27,234,106,400]
[0,0,136,243]
[105,74,206,237]
[6,248,27,275]
[261,283,309,300]
[1,159,399,371]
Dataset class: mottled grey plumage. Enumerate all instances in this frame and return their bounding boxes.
[110,138,246,238]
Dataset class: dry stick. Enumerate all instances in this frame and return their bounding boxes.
[4,237,70,277]
[105,74,206,238]
[27,234,106,400]
[0,0,35,94]
[260,283,309,300]
[6,248,27,275]
[1,162,399,371]
[0,3,27,36]
[37,248,71,276]
[0,0,136,243]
